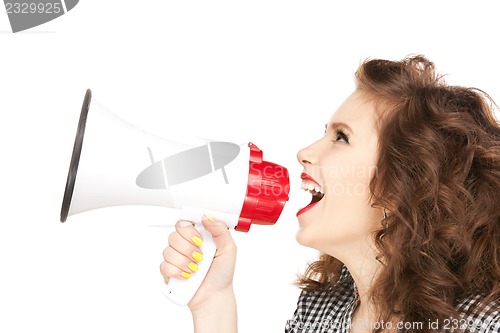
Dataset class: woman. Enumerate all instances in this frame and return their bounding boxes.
[160,55,500,333]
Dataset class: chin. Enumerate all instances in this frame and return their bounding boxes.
[295,226,322,250]
[295,207,327,249]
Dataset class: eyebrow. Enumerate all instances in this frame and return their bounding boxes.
[325,122,354,134]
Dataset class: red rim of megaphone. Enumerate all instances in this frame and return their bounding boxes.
[235,143,290,232]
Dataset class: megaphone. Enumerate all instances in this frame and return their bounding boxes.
[60,89,290,305]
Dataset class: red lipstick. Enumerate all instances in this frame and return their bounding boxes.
[297,173,323,217]
[301,173,320,186]
[296,201,320,216]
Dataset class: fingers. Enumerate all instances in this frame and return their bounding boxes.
[160,220,204,283]
[174,220,204,248]
[160,258,199,283]
[168,228,204,262]
[161,246,199,280]
[201,215,236,253]
[160,216,236,284]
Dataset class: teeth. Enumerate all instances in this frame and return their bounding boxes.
[300,179,324,195]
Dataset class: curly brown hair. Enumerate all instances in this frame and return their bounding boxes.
[297,55,500,332]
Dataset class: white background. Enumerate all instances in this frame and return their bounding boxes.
[1,1,499,332]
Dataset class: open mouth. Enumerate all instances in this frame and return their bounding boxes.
[297,173,324,216]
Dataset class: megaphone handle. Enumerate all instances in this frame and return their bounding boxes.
[163,223,217,306]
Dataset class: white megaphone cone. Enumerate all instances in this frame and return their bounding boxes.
[60,89,290,305]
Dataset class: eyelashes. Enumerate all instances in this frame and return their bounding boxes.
[333,129,349,143]
[324,124,350,144]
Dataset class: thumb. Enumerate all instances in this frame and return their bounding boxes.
[201,215,236,252]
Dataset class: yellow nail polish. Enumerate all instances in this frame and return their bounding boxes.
[188,262,199,272]
[181,271,191,279]
[206,216,215,223]
[192,251,203,262]
[192,236,203,247]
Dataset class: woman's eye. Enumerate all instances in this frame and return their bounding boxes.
[334,129,349,143]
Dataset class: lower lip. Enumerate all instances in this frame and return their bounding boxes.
[296,201,320,217]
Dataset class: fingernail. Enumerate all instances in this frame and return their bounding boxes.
[192,251,203,262]
[192,236,203,247]
[188,262,199,272]
[206,215,215,223]
[181,271,191,279]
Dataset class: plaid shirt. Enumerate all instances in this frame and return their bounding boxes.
[285,266,500,333]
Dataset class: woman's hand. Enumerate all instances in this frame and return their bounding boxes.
[160,215,237,312]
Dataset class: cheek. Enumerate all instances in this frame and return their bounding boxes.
[296,155,379,250]
[322,158,375,202]
[320,159,378,232]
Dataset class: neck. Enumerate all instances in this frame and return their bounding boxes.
[327,237,382,317]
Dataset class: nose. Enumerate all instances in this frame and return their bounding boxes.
[297,142,319,167]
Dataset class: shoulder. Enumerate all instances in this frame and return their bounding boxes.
[456,295,500,333]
